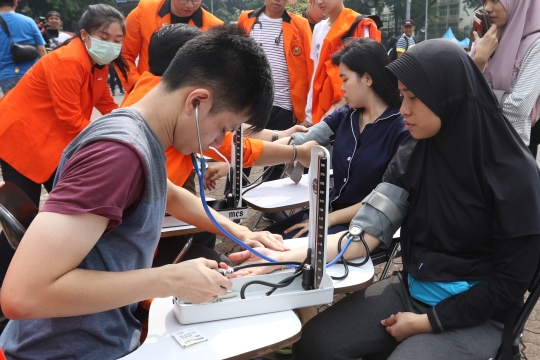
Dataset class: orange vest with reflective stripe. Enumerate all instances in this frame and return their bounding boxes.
[311,9,381,124]
[238,8,313,122]
[121,0,223,92]
[0,38,117,183]
[121,71,264,187]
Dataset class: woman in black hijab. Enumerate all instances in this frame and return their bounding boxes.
[292,39,540,359]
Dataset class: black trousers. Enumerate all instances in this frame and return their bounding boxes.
[0,159,55,285]
[108,66,123,92]
[293,273,503,360]
[528,120,540,158]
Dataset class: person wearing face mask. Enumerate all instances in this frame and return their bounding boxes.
[120,0,224,93]
[471,0,540,148]
[0,4,127,286]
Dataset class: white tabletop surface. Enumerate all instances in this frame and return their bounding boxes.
[120,297,301,360]
[242,174,309,211]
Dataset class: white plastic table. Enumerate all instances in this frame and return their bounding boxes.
[119,297,302,360]
[121,237,377,360]
[242,174,309,213]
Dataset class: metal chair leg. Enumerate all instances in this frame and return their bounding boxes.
[379,243,401,280]
[251,212,264,231]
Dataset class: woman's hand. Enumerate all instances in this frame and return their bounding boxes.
[284,219,309,238]
[380,312,432,342]
[280,125,308,138]
[225,247,285,277]
[204,163,229,190]
[473,24,499,71]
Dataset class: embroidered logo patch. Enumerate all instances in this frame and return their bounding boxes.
[292,46,301,56]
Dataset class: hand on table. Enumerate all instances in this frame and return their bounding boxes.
[224,247,285,277]
[380,312,432,342]
[284,219,309,238]
[204,162,229,190]
[171,258,232,304]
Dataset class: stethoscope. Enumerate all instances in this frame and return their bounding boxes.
[252,19,283,46]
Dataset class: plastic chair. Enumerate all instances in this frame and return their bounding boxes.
[0,181,38,250]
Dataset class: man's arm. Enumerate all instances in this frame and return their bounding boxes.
[166,179,287,250]
[0,212,230,320]
[37,45,46,57]
[119,7,144,91]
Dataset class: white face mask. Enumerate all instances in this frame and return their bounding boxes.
[84,36,121,65]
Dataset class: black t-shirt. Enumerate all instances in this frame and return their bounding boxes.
[170,13,191,24]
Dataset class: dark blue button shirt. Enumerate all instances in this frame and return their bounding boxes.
[325,105,408,211]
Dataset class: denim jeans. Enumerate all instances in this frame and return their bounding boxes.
[0,75,23,95]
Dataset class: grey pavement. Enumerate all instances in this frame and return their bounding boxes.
[1,96,540,358]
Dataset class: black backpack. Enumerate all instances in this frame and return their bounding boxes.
[386,35,417,62]
[384,36,399,61]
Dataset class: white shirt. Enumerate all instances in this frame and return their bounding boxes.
[250,12,292,111]
[48,31,71,50]
[305,19,331,125]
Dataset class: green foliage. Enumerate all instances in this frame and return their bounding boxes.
[285,0,308,15]
[17,0,118,32]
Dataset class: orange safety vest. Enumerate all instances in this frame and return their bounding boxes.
[238,8,313,123]
[120,0,224,92]
[121,71,264,187]
[0,38,117,183]
[311,9,381,124]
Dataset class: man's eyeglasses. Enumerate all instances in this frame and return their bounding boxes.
[177,0,202,4]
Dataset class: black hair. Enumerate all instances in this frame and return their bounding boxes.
[55,4,129,81]
[331,38,401,109]
[161,24,273,133]
[0,0,15,7]
[148,24,203,76]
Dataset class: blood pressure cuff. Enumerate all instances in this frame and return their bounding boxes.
[350,183,409,249]
[290,121,334,147]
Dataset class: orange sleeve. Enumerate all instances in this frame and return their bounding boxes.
[352,18,381,42]
[95,66,119,115]
[303,19,313,101]
[203,132,264,168]
[119,7,144,91]
[165,146,195,187]
[43,58,90,134]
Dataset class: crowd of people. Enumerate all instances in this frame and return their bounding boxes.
[0,0,539,359]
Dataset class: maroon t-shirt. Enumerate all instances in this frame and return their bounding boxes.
[42,140,147,233]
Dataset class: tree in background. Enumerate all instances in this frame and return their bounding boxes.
[285,0,308,15]
[16,0,118,32]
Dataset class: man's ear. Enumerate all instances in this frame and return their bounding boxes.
[184,88,212,117]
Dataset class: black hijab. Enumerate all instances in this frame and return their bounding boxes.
[384,40,540,282]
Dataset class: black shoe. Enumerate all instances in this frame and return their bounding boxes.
[262,212,287,223]
[111,90,116,96]
[119,89,125,94]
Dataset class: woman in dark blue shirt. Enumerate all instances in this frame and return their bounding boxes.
[266,38,408,239]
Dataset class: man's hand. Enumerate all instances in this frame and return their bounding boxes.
[280,125,308,138]
[381,312,432,342]
[472,24,498,71]
[204,163,229,190]
[237,230,289,251]
[284,219,309,238]
[167,258,232,304]
[225,247,284,277]
[296,140,318,167]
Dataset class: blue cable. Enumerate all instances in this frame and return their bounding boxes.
[326,238,353,267]
[191,153,352,269]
